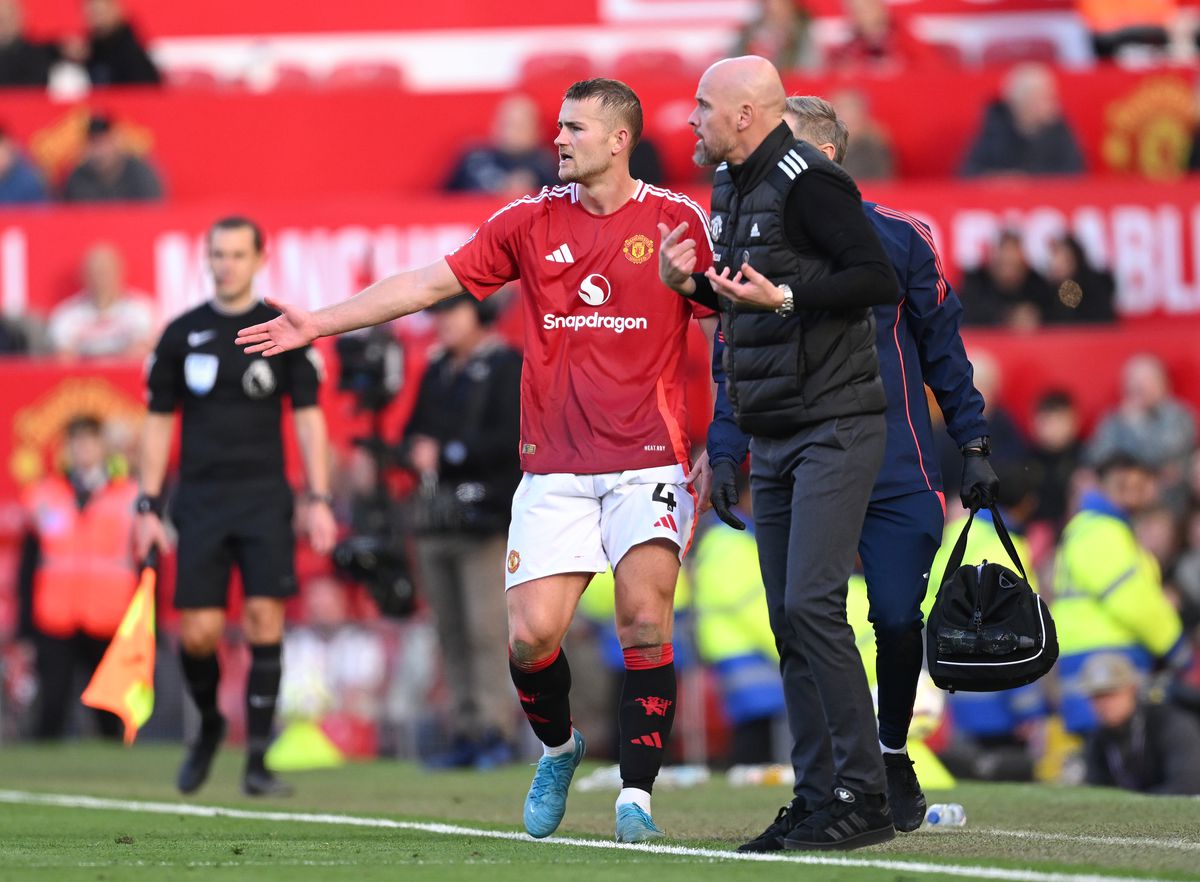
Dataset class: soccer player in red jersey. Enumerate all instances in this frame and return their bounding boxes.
[237,79,716,842]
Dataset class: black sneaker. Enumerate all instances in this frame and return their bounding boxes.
[737,800,809,853]
[242,768,294,797]
[782,786,895,851]
[176,716,226,795]
[883,752,926,833]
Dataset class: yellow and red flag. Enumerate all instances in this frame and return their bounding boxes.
[82,553,157,744]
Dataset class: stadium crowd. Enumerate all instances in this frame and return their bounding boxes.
[2,0,1200,808]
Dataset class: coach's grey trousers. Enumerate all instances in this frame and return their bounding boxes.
[749,412,887,805]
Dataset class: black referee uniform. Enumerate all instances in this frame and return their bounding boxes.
[147,299,320,791]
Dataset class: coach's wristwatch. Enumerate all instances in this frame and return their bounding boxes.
[135,494,163,517]
[774,283,794,318]
[304,491,334,507]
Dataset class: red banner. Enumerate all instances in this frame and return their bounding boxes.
[0,68,1192,202]
[2,178,1199,322]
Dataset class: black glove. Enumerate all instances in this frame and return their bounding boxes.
[710,459,746,530]
[960,443,999,511]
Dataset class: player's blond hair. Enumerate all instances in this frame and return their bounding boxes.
[564,78,643,147]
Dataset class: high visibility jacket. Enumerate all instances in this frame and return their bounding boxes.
[1078,0,1175,32]
[1052,494,1181,660]
[22,475,138,639]
[576,562,691,671]
[691,523,776,664]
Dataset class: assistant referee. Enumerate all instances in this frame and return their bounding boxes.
[135,216,336,796]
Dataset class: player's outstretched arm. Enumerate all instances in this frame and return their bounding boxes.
[236,259,466,356]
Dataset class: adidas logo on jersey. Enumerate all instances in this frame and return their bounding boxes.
[653,514,678,531]
[544,244,575,264]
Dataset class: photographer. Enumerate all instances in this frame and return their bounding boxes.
[405,293,522,768]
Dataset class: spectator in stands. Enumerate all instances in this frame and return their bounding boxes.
[60,0,159,86]
[0,126,47,203]
[960,230,1054,329]
[47,243,157,358]
[1029,390,1085,534]
[1079,0,1180,61]
[1053,452,1187,734]
[444,94,557,196]
[1088,354,1196,506]
[277,575,388,759]
[1080,652,1200,795]
[732,0,816,72]
[62,114,163,202]
[831,87,894,181]
[17,414,138,740]
[1042,234,1116,324]
[0,0,55,87]
[825,0,941,73]
[935,349,1027,508]
[961,63,1085,178]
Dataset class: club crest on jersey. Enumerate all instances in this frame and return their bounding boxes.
[242,358,277,399]
[710,215,723,239]
[183,353,219,396]
[577,273,612,306]
[507,550,521,574]
[622,233,654,265]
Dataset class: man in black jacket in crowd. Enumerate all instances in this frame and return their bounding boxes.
[658,55,900,851]
[404,293,523,769]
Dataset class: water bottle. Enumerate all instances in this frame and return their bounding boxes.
[925,803,966,828]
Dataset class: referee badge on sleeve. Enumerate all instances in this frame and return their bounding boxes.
[184,353,219,396]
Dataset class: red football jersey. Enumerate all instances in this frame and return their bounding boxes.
[445,180,715,475]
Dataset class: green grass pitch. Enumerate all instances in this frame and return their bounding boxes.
[1,742,1198,881]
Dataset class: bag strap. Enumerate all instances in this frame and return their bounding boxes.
[940,505,1029,586]
[986,504,1029,582]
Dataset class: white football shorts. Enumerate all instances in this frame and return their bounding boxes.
[503,464,697,590]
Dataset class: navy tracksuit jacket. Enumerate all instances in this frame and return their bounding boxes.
[706,201,988,745]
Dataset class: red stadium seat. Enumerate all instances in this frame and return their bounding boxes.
[611,49,687,85]
[981,36,1059,66]
[326,61,405,90]
[165,67,221,89]
[270,64,317,90]
[518,52,593,90]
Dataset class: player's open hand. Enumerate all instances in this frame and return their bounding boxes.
[134,511,172,560]
[705,262,785,311]
[657,222,697,296]
[235,297,319,357]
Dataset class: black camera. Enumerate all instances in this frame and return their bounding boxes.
[332,533,416,618]
[336,327,404,413]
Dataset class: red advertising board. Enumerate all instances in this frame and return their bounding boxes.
[2,178,1199,322]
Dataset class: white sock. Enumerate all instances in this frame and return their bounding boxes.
[616,787,652,813]
[543,731,575,757]
[880,740,907,755]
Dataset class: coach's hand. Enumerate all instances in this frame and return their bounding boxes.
[960,449,999,511]
[705,263,785,311]
[710,459,746,530]
[657,222,698,297]
[236,297,319,357]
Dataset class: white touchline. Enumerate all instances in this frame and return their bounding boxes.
[978,828,1200,852]
[0,790,1181,882]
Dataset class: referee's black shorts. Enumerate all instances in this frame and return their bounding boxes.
[170,479,297,610]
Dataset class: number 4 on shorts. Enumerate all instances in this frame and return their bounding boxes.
[653,483,677,512]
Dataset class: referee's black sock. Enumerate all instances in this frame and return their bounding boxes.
[618,644,677,794]
[179,649,223,734]
[509,647,573,749]
[245,642,283,774]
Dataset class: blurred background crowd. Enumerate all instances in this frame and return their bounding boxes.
[3,0,1200,794]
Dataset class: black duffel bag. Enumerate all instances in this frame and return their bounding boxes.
[926,505,1058,692]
